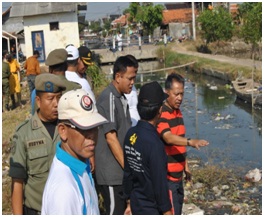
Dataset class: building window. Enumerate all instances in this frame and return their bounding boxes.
[50,22,59,31]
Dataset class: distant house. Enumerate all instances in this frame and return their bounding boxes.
[9,2,84,63]
[161,3,199,40]
[2,6,25,60]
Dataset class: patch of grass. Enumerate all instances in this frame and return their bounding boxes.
[156,47,262,82]
[2,86,31,214]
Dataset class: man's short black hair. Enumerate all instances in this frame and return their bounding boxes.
[113,56,137,80]
[67,59,78,67]
[165,73,185,90]
[49,62,68,73]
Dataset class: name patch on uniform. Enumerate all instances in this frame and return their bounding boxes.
[27,139,45,148]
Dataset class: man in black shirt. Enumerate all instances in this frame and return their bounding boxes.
[123,81,172,215]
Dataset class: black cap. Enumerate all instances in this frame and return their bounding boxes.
[78,46,93,66]
[138,81,167,107]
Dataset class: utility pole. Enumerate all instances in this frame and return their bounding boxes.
[117,6,121,16]
[192,2,196,41]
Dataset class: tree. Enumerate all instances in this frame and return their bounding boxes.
[239,2,262,59]
[128,2,140,23]
[197,6,234,46]
[135,3,164,35]
[89,21,102,34]
[125,3,164,35]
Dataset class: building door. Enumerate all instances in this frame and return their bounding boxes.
[32,31,45,63]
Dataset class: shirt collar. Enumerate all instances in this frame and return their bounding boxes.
[109,82,122,98]
[56,142,89,176]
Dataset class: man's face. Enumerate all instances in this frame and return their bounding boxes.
[166,81,184,110]
[116,66,137,94]
[60,123,99,161]
[36,92,62,122]
[77,58,87,75]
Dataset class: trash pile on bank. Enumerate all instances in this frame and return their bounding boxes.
[184,160,262,215]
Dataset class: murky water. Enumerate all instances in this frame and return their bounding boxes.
[135,70,262,176]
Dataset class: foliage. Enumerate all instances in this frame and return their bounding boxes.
[156,45,262,81]
[86,52,108,97]
[127,2,140,23]
[127,3,164,35]
[197,6,234,46]
[239,3,262,52]
[89,20,103,34]
[103,20,111,32]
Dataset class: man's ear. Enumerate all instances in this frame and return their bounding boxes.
[36,95,41,109]
[58,123,68,142]
[115,72,121,84]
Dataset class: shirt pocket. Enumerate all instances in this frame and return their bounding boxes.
[27,138,49,175]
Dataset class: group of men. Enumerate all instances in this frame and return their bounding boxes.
[8,44,209,215]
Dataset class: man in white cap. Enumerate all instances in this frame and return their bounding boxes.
[65,45,95,101]
[41,89,107,215]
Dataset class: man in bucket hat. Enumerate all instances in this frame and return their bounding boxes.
[9,74,66,214]
[123,81,172,215]
[31,48,81,115]
[42,89,107,215]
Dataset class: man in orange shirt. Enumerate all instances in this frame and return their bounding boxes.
[24,50,40,98]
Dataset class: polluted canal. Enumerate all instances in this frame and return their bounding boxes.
[135,70,262,215]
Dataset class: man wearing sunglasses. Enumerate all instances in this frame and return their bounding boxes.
[41,89,107,214]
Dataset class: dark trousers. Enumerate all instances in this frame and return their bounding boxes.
[97,184,126,215]
[168,179,184,215]
[27,75,36,99]
[23,205,41,215]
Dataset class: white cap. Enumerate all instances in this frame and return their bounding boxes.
[58,89,108,130]
[66,45,79,60]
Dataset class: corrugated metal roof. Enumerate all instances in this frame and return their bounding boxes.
[10,2,77,18]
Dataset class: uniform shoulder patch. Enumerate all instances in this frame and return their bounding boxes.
[15,119,30,132]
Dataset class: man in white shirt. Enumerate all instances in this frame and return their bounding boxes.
[124,55,140,126]
[41,89,108,215]
[65,45,95,102]
[65,44,97,173]
[116,31,123,51]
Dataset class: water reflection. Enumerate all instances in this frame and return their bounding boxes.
[136,70,262,175]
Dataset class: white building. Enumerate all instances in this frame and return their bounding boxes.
[9,2,84,63]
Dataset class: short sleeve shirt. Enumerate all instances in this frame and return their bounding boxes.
[95,82,131,185]
[9,112,60,211]
[42,142,99,215]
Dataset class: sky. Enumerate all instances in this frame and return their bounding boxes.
[2,2,164,21]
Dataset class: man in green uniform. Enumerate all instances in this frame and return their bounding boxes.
[9,73,66,214]
[45,48,81,92]
[31,48,81,114]
[2,50,10,112]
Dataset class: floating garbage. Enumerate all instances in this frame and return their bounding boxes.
[210,86,218,90]
[215,124,233,130]
[245,168,261,182]
[218,96,225,99]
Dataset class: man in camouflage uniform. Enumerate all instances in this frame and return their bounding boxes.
[2,50,10,112]
[9,73,66,214]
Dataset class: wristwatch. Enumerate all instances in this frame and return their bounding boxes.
[187,138,191,146]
